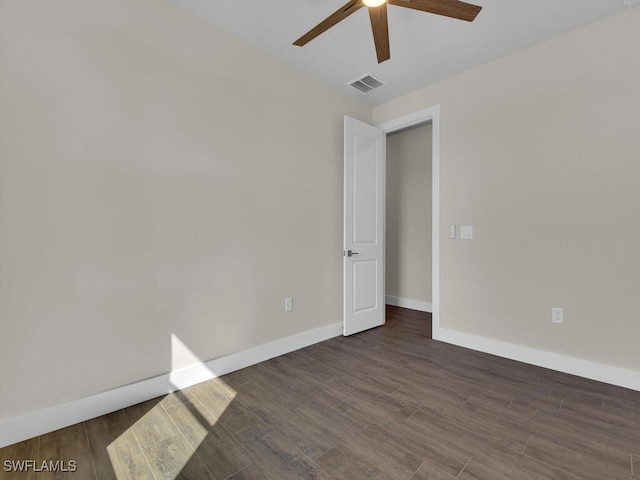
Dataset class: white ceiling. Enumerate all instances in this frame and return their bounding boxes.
[170,0,636,106]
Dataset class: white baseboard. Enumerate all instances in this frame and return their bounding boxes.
[434,327,640,392]
[0,322,342,449]
[386,295,432,313]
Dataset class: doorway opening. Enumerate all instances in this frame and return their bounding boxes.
[385,122,433,336]
[377,105,441,339]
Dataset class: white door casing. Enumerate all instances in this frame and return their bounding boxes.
[343,116,385,336]
[377,105,440,338]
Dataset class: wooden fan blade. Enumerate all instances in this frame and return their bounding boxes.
[389,0,482,22]
[293,0,364,46]
[369,4,390,63]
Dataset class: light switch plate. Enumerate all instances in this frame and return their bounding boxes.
[449,225,456,239]
[460,226,473,240]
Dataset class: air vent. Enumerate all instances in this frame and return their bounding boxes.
[347,73,386,95]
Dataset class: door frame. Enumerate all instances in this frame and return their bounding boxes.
[376,104,441,338]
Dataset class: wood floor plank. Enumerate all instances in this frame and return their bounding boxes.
[297,398,425,480]
[37,423,96,480]
[316,443,388,480]
[122,397,164,423]
[97,425,151,479]
[156,390,199,409]
[406,395,529,454]
[238,362,316,409]
[409,461,459,480]
[541,368,638,401]
[224,463,279,480]
[530,407,640,466]
[524,435,635,480]
[232,387,341,460]
[124,466,156,480]
[456,396,531,448]
[453,355,540,387]
[405,407,524,463]
[604,395,640,418]
[252,356,348,407]
[330,375,420,421]
[465,390,514,410]
[330,369,403,396]
[459,450,580,480]
[0,438,39,480]
[143,434,214,480]
[281,351,345,383]
[126,401,180,449]
[334,400,471,477]
[187,379,249,422]
[559,396,640,440]
[164,398,253,479]
[231,420,334,480]
[213,371,257,395]
[84,409,148,480]
[192,426,253,480]
[164,398,215,448]
[306,342,406,391]
[507,391,564,417]
[538,372,607,406]
[394,386,469,412]
[603,397,639,419]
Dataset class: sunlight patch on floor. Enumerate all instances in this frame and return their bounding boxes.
[106,334,236,479]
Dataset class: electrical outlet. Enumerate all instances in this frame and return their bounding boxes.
[552,307,563,324]
[460,225,473,240]
[285,297,293,313]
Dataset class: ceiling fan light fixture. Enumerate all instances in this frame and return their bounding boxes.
[362,0,387,7]
[293,0,482,63]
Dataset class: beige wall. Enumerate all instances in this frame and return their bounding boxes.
[374,8,640,371]
[386,124,432,304]
[0,0,370,421]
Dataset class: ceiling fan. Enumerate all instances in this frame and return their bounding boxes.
[293,0,482,64]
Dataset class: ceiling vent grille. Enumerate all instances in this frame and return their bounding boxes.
[347,73,386,94]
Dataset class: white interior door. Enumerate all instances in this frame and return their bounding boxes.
[343,116,385,336]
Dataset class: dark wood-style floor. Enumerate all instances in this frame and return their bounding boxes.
[2,305,640,479]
